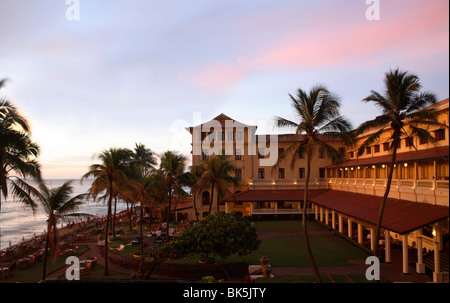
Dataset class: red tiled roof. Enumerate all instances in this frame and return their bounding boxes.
[327,146,449,168]
[223,189,328,202]
[171,199,193,211]
[310,190,449,234]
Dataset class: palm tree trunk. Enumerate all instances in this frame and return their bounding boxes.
[104,181,113,276]
[193,193,199,221]
[373,139,399,259]
[42,220,51,281]
[166,184,172,242]
[113,196,117,238]
[303,156,322,283]
[140,202,144,262]
[208,183,214,215]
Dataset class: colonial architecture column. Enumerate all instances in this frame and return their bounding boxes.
[338,215,343,233]
[385,230,391,263]
[331,210,336,230]
[347,218,352,239]
[370,228,376,252]
[402,234,409,274]
[319,207,323,222]
[416,236,425,274]
[433,242,441,283]
[314,204,318,220]
[357,224,363,244]
[325,209,329,226]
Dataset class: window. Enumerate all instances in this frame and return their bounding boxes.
[235,149,242,160]
[278,168,285,179]
[299,168,305,179]
[235,169,242,180]
[202,152,209,161]
[319,168,325,178]
[419,136,429,145]
[374,145,380,153]
[405,137,414,147]
[258,168,265,179]
[298,150,304,159]
[349,151,354,158]
[202,191,210,205]
[319,148,325,159]
[435,129,446,141]
[218,132,225,141]
[365,147,371,155]
[227,131,234,140]
[278,148,284,158]
[383,143,390,151]
[258,148,265,159]
[237,131,244,141]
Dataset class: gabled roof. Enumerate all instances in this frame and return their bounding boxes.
[187,113,256,131]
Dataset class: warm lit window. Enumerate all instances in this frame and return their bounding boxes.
[374,145,380,153]
[365,147,371,155]
[419,136,429,145]
[383,143,390,151]
[349,151,354,158]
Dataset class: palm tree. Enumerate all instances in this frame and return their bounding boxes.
[0,80,41,212]
[37,181,87,280]
[158,151,190,241]
[82,148,132,276]
[356,68,446,259]
[275,85,353,283]
[129,144,157,260]
[198,155,240,215]
[187,165,206,221]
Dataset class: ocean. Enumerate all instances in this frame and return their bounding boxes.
[0,179,128,250]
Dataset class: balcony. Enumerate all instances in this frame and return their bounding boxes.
[328,178,449,206]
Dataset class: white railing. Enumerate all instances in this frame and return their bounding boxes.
[252,208,302,215]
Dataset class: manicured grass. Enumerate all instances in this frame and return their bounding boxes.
[251,220,327,233]
[3,245,88,283]
[166,220,369,268]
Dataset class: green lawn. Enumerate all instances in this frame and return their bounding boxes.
[2,245,88,283]
[166,220,369,267]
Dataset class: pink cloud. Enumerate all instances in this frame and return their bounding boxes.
[249,1,448,70]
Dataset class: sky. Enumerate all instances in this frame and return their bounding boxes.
[0,0,448,179]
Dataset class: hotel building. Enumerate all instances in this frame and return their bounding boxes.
[180,99,449,282]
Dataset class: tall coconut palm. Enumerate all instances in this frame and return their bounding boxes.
[158,151,190,241]
[275,85,353,283]
[0,81,41,212]
[82,148,132,276]
[356,68,446,259]
[129,144,157,260]
[37,181,87,280]
[187,165,206,221]
[198,155,240,215]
